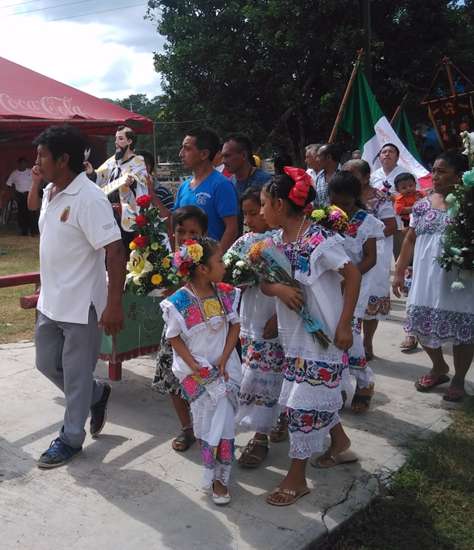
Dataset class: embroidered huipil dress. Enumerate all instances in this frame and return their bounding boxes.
[405,197,474,347]
[341,210,385,388]
[160,283,242,488]
[364,189,395,320]
[273,224,351,459]
[226,232,286,434]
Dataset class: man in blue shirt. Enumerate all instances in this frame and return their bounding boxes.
[175,128,238,251]
[222,134,272,198]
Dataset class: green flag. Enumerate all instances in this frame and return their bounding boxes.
[392,108,422,163]
[338,65,427,178]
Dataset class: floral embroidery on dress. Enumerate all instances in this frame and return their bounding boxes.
[273,223,331,276]
[200,439,234,468]
[284,358,343,388]
[406,305,474,345]
[345,209,368,238]
[240,337,286,373]
[365,295,390,317]
[411,197,449,236]
[366,188,391,218]
[152,327,183,396]
[180,367,220,403]
[168,286,236,330]
[287,408,337,434]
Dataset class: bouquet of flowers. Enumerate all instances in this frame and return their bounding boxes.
[246,237,331,348]
[310,205,349,233]
[126,194,175,296]
[438,169,474,290]
[223,250,259,288]
[223,233,261,288]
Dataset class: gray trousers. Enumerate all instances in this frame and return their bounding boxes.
[35,306,105,448]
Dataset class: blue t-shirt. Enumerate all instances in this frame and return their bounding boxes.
[232,168,272,198]
[174,170,239,240]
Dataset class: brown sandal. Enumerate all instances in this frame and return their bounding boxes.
[266,486,310,507]
[238,438,269,468]
[269,414,288,443]
[172,427,196,452]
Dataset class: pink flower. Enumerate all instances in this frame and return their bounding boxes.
[185,305,202,327]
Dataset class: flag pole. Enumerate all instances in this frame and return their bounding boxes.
[328,49,364,143]
[390,92,409,125]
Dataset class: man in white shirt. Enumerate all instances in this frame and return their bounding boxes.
[370,143,407,193]
[6,157,38,235]
[33,125,125,469]
[305,143,322,184]
[370,143,415,258]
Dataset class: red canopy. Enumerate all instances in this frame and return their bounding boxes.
[0,56,153,141]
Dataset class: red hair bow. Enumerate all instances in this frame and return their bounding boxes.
[284,166,313,207]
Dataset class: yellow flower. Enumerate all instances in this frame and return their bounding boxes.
[129,241,137,250]
[126,250,154,285]
[311,209,326,222]
[151,242,159,251]
[187,243,203,262]
[151,273,163,286]
[162,256,171,269]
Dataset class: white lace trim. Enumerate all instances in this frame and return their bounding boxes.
[279,379,342,412]
[350,366,374,389]
[237,405,282,434]
[239,368,285,401]
[288,415,339,459]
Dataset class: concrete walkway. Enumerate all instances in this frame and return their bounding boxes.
[1,297,472,550]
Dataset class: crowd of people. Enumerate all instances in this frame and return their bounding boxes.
[22,123,473,509]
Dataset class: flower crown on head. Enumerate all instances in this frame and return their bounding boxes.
[172,239,204,278]
[284,166,313,207]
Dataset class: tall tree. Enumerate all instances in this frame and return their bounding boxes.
[146,0,474,163]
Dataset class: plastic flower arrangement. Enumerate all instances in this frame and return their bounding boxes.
[125,195,175,296]
[245,237,331,348]
[438,168,474,290]
[310,205,349,233]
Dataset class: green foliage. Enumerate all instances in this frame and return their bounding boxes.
[143,0,474,163]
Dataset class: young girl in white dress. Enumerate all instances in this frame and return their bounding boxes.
[343,159,397,360]
[160,238,241,505]
[328,172,385,412]
[229,187,287,468]
[260,167,361,507]
[393,152,474,403]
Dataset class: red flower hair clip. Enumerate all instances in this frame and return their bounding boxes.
[284,166,313,207]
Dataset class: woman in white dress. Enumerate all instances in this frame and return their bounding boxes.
[343,159,397,360]
[160,238,242,505]
[328,171,385,412]
[393,152,474,403]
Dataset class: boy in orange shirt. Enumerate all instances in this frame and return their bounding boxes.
[394,172,424,228]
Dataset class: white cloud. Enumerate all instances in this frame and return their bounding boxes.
[0,4,163,99]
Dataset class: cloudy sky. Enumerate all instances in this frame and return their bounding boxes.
[0,0,164,99]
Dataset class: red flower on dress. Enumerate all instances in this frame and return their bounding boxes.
[135,214,148,227]
[217,282,234,292]
[133,234,149,248]
[319,368,332,382]
[198,367,210,379]
[136,194,152,208]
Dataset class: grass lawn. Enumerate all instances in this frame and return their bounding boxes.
[0,227,39,343]
[314,398,474,550]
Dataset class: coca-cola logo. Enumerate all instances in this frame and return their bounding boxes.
[0,93,87,118]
